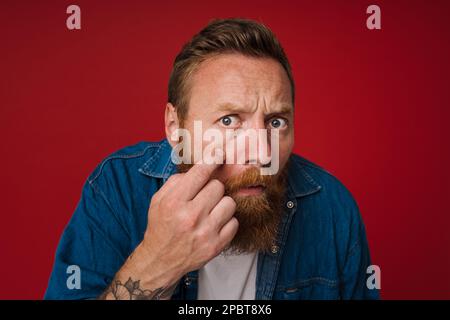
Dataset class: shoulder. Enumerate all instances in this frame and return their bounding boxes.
[288,153,363,228]
[77,140,169,245]
[87,141,163,186]
[290,154,357,205]
[288,154,370,269]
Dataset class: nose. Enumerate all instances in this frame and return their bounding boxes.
[240,118,272,167]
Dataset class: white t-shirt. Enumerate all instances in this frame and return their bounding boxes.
[197,251,258,300]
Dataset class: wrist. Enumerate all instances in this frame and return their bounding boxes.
[128,241,183,289]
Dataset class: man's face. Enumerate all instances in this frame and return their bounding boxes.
[168,53,294,252]
[182,53,294,182]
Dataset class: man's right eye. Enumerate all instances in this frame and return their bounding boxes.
[219,115,239,128]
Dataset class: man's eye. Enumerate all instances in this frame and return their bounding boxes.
[220,115,239,127]
[269,117,287,129]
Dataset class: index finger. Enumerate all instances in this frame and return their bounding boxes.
[176,151,224,201]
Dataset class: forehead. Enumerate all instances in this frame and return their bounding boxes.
[188,54,293,114]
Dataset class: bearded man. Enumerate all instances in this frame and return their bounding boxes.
[45,18,379,300]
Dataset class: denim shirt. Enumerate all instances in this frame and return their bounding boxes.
[45,139,379,300]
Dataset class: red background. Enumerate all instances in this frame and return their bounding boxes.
[1,0,449,299]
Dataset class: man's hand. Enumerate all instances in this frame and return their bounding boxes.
[99,161,238,300]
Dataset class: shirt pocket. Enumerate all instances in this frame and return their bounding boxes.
[273,277,340,300]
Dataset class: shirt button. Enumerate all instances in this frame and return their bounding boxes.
[286,200,295,209]
[184,277,192,287]
[271,245,279,254]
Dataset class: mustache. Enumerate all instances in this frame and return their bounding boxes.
[224,166,278,196]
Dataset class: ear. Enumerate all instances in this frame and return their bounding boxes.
[164,103,180,148]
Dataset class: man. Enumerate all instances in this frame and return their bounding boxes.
[45,18,379,300]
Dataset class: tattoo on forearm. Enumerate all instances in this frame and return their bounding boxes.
[98,277,172,300]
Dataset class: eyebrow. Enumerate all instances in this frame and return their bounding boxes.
[216,102,293,115]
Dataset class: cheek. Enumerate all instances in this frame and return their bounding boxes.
[277,134,294,167]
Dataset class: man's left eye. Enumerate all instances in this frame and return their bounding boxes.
[269,118,287,129]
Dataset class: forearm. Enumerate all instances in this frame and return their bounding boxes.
[98,242,181,300]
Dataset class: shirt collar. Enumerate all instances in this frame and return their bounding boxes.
[286,158,322,197]
[139,139,321,198]
[138,139,176,179]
